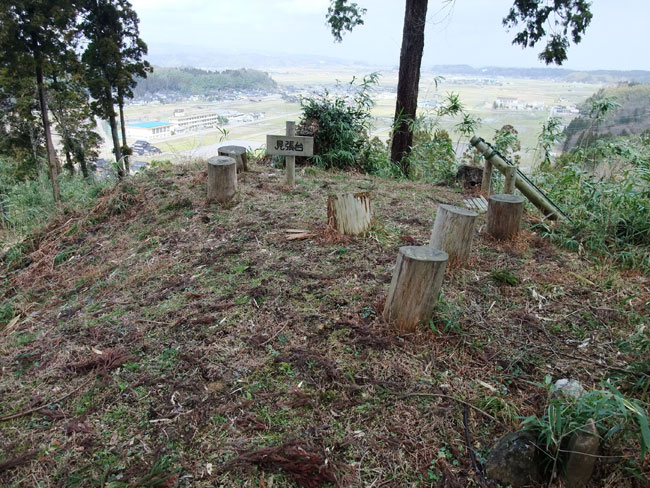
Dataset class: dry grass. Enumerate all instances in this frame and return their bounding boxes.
[1,160,648,487]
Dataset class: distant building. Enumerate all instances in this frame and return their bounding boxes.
[169,110,229,134]
[127,121,171,140]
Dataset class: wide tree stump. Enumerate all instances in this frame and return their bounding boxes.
[218,145,248,172]
[207,156,237,203]
[487,194,525,240]
[383,246,448,332]
[327,192,372,235]
[429,204,477,267]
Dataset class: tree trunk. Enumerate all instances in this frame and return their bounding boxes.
[487,194,525,240]
[383,246,448,332]
[78,150,89,178]
[429,204,477,267]
[35,59,60,202]
[64,149,75,176]
[327,192,372,235]
[105,85,123,178]
[390,0,428,176]
[118,87,129,174]
[207,156,237,203]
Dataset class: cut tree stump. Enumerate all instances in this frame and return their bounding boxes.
[383,246,448,332]
[429,204,477,267]
[218,145,248,172]
[487,194,525,240]
[327,192,372,235]
[207,156,237,203]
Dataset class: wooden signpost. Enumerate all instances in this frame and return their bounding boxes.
[266,121,314,187]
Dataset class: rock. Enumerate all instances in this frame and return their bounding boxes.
[553,379,585,400]
[456,165,483,190]
[563,419,600,488]
[485,431,544,487]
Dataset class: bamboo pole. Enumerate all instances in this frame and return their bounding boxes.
[470,136,565,221]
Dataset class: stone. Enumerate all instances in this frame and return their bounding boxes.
[456,164,484,190]
[553,379,586,400]
[485,431,544,488]
[563,419,600,488]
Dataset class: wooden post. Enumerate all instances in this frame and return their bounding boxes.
[327,192,372,235]
[429,204,477,267]
[383,246,448,333]
[487,194,525,240]
[285,121,295,187]
[481,158,493,196]
[503,166,517,194]
[207,156,237,203]
[218,145,248,172]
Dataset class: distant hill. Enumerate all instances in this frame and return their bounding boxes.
[133,67,278,98]
[563,83,650,151]
[423,65,650,83]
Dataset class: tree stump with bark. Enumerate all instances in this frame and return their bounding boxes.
[429,204,477,267]
[207,156,237,203]
[327,192,372,235]
[487,194,525,240]
[218,145,248,172]
[383,246,448,332]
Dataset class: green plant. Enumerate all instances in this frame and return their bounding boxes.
[299,73,379,171]
[522,378,650,477]
[489,269,520,286]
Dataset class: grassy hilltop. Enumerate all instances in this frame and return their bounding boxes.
[1,160,648,486]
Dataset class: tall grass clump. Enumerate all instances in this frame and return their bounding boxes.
[534,135,650,271]
[1,157,112,245]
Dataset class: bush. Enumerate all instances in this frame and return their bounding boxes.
[522,378,650,476]
[298,73,379,171]
[534,135,650,271]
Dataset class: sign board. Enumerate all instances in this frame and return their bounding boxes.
[266,135,314,157]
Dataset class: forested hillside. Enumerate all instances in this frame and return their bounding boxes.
[563,83,650,150]
[132,67,278,97]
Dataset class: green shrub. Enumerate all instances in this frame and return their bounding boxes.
[522,378,650,475]
[299,73,378,171]
[534,136,650,271]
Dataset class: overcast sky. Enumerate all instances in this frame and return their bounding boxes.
[129,0,650,71]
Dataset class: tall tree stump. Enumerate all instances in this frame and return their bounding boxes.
[487,194,525,240]
[327,192,372,235]
[218,145,248,172]
[429,204,477,267]
[383,246,448,332]
[207,156,237,203]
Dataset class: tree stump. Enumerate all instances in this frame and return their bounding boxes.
[327,192,372,235]
[207,156,237,203]
[503,166,517,194]
[429,204,477,267]
[487,194,525,240]
[218,145,248,172]
[383,246,448,332]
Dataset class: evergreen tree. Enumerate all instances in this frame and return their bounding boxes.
[0,0,79,201]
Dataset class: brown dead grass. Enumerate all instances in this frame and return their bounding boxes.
[1,161,648,487]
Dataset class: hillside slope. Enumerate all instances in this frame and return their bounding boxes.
[1,162,648,486]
